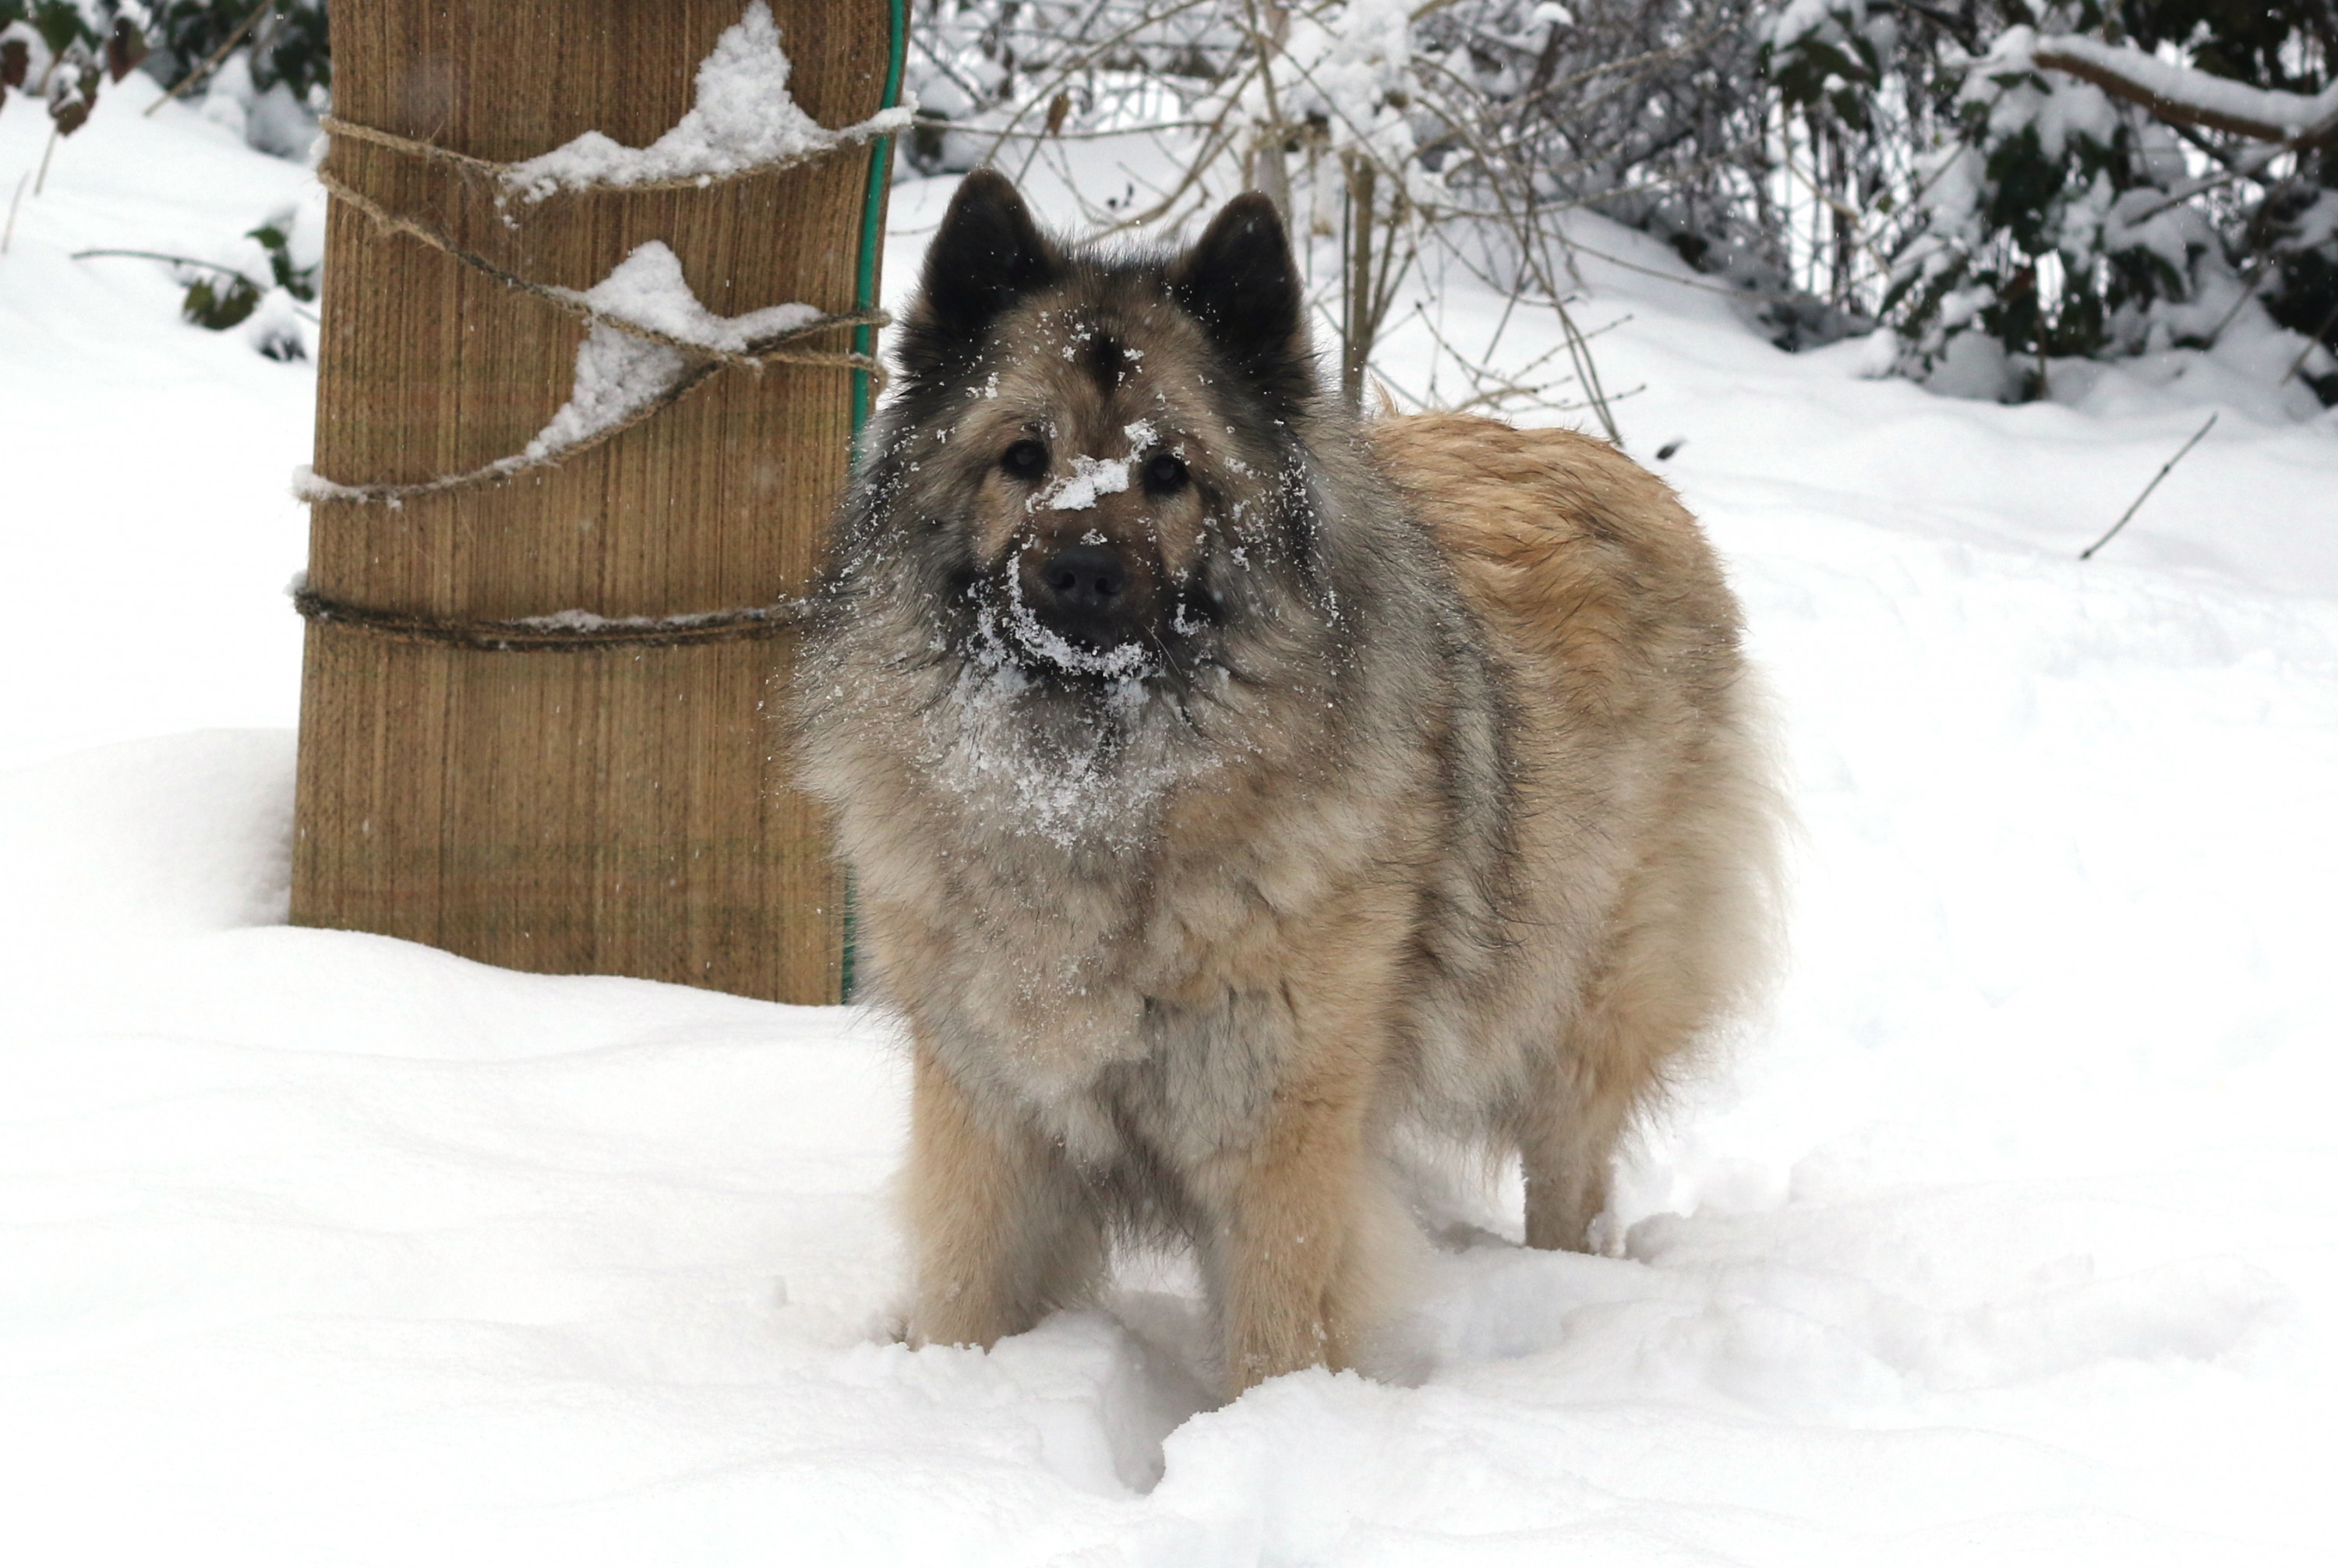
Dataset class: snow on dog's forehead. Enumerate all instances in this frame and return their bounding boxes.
[1042,422,1160,514]
[948,298,1234,464]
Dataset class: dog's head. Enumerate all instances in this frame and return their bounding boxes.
[842,172,1324,687]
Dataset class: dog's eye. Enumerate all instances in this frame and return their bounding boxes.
[1000,440,1049,482]
[1143,452,1189,495]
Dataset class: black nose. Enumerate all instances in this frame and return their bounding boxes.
[1036,545,1126,613]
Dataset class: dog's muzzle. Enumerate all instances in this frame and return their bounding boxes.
[1019,540,1155,654]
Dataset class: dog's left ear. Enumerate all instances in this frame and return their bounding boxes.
[1171,194,1312,411]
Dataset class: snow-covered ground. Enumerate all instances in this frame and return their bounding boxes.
[7,76,2338,1568]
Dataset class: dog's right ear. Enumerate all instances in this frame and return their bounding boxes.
[899,170,1060,379]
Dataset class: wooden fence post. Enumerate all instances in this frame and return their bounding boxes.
[291,2,902,1004]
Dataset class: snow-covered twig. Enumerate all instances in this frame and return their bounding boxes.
[2032,35,2338,147]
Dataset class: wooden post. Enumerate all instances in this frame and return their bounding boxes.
[291,2,900,1004]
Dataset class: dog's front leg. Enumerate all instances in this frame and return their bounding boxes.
[902,1037,1102,1350]
[1187,984,1400,1398]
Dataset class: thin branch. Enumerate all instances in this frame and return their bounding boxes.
[974,0,1233,166]
[145,2,274,116]
[1082,87,1248,234]
[34,126,61,196]
[1536,231,1809,304]
[1,171,28,255]
[2079,412,2217,560]
[1489,20,1736,129]
[913,113,1215,143]
[72,247,253,275]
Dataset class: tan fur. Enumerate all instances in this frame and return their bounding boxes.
[793,189,1778,1398]
[959,302,1217,588]
[838,415,1771,1390]
[875,825,1430,1384]
[1369,414,1777,1250]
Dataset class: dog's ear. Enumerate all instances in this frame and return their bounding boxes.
[1170,193,1312,411]
[899,170,1059,378]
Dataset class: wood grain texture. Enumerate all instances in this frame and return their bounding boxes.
[292,1,892,1002]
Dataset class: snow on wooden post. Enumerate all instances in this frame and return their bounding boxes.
[291,2,904,1004]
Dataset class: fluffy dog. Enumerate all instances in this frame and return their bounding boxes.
[793,171,1777,1395]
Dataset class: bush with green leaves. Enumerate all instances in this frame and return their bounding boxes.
[143,0,328,104]
[175,217,318,357]
[5,3,328,358]
[1,2,152,137]
[1889,21,2217,397]
[1,3,329,143]
[1766,1,2336,405]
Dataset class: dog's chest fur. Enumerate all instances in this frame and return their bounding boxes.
[855,663,1432,1168]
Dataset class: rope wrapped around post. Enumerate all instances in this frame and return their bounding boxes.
[299,105,888,640]
[291,585,812,651]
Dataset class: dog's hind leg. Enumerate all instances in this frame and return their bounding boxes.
[1521,833,1742,1251]
[1521,866,1688,1253]
[1524,719,1780,1252]
[1524,883,1708,1252]
[1518,1037,1638,1253]
[902,1040,1104,1350]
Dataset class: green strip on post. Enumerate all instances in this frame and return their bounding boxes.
[840,0,906,1001]
[849,0,908,436]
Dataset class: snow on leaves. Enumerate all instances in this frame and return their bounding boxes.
[0,0,147,138]
[1854,16,2338,406]
[2033,33,2338,147]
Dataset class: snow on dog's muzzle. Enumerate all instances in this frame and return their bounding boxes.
[1000,527,1164,675]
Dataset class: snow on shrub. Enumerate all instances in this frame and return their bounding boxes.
[11,2,2333,405]
[1764,2,2336,408]
[4,2,326,358]
[1,2,327,148]
[1,1,149,139]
